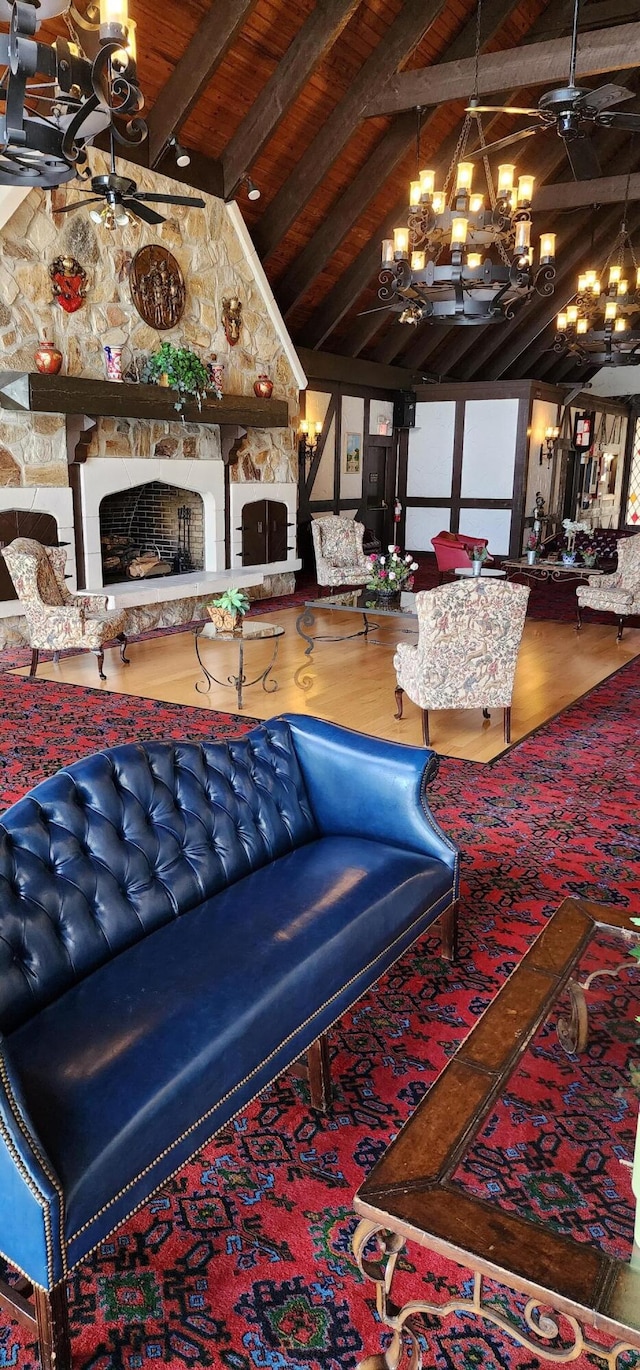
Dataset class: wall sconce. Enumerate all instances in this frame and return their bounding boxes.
[540,425,560,465]
[298,419,322,467]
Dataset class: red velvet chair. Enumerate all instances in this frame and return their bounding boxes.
[431,530,489,581]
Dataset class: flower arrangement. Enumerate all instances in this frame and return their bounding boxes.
[562,517,590,554]
[527,533,539,551]
[581,543,598,567]
[366,545,418,594]
[146,342,215,412]
[206,587,250,633]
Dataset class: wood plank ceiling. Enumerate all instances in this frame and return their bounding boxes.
[44,0,640,382]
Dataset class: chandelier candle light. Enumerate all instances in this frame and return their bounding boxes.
[555,178,640,366]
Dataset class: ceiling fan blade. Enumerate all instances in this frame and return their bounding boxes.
[465,126,540,158]
[53,198,104,212]
[565,135,602,181]
[466,105,539,116]
[574,83,634,114]
[596,111,640,132]
[134,193,206,207]
[356,304,399,316]
[125,200,166,226]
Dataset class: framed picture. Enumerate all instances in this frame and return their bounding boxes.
[573,410,595,450]
[345,432,361,474]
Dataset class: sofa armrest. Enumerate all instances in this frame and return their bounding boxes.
[0,1039,64,1289]
[71,593,108,612]
[279,714,458,878]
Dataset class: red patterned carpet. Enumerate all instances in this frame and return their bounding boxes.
[0,666,638,1370]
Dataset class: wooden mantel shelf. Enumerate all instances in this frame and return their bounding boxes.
[0,372,290,429]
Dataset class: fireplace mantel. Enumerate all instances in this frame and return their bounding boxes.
[0,372,290,428]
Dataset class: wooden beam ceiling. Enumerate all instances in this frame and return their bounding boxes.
[221,0,362,200]
[276,0,519,319]
[533,170,640,211]
[252,0,450,261]
[146,0,260,168]
[364,20,640,116]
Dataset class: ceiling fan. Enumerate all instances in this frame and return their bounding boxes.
[54,171,205,228]
[464,0,640,180]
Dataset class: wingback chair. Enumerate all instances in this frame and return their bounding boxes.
[431,530,489,581]
[576,532,640,640]
[2,538,130,680]
[311,516,372,589]
[393,579,530,746]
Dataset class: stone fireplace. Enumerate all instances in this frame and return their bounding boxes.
[99,482,205,584]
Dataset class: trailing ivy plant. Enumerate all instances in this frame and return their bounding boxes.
[147,342,211,413]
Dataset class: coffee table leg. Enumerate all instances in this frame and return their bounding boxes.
[296,607,317,656]
[352,1220,638,1369]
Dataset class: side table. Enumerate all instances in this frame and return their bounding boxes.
[454,567,506,578]
[194,620,284,710]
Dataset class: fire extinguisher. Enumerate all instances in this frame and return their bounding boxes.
[394,498,402,524]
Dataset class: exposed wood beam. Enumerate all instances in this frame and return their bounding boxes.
[365,21,640,116]
[277,0,519,319]
[296,346,418,389]
[533,171,640,211]
[147,0,260,168]
[222,0,362,200]
[253,0,449,262]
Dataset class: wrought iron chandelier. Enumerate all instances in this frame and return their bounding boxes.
[376,0,557,327]
[0,0,144,187]
[554,197,640,365]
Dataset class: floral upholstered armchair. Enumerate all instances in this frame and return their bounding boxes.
[2,537,130,679]
[393,579,530,746]
[576,532,640,640]
[311,516,372,589]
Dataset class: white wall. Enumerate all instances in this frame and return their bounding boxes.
[407,402,455,497]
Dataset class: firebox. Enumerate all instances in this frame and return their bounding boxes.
[99,481,205,584]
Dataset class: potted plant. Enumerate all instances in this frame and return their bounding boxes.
[366,546,418,599]
[147,342,212,413]
[206,587,251,634]
[526,533,538,566]
[581,543,598,568]
[561,518,589,564]
[470,544,490,577]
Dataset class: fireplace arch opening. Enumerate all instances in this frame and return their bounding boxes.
[99,481,205,584]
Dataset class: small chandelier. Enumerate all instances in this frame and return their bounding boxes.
[554,211,640,366]
[0,0,145,188]
[379,129,557,327]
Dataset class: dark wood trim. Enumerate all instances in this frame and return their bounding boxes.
[364,20,640,116]
[297,349,412,393]
[414,381,535,403]
[146,0,260,167]
[253,0,448,261]
[222,0,361,198]
[620,404,637,528]
[224,462,232,569]
[510,395,533,558]
[404,497,514,509]
[533,170,640,212]
[0,374,289,428]
[333,391,343,515]
[397,428,409,547]
[450,402,466,537]
[65,415,96,592]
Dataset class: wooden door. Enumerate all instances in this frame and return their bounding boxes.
[241,500,289,566]
[360,440,394,546]
[0,511,59,602]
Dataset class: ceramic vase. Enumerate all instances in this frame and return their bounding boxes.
[254,373,273,399]
[562,552,576,567]
[104,344,123,383]
[34,340,63,375]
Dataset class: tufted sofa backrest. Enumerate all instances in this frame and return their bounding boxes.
[0,719,317,1033]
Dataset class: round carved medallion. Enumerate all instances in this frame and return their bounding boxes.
[129,245,186,331]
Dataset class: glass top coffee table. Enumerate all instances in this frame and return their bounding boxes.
[504,557,605,583]
[194,620,283,709]
[296,589,417,656]
[352,896,640,1370]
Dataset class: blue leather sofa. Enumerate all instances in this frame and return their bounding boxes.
[0,713,459,1368]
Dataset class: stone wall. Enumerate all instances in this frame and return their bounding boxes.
[0,149,301,645]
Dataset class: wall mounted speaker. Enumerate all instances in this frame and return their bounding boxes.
[393,391,416,428]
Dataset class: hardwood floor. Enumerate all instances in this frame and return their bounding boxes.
[14,609,640,763]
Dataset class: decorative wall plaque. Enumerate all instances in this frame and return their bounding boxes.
[50,256,87,314]
[222,296,243,346]
[129,245,186,331]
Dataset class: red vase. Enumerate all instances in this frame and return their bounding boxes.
[254,373,273,399]
[34,340,63,375]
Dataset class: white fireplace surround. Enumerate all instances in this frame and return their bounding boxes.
[0,486,75,620]
[79,457,226,591]
[228,482,298,573]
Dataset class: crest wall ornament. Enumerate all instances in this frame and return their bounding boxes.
[222,296,243,346]
[129,245,186,331]
[49,255,88,314]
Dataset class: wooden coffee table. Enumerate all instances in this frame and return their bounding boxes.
[352,897,640,1370]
